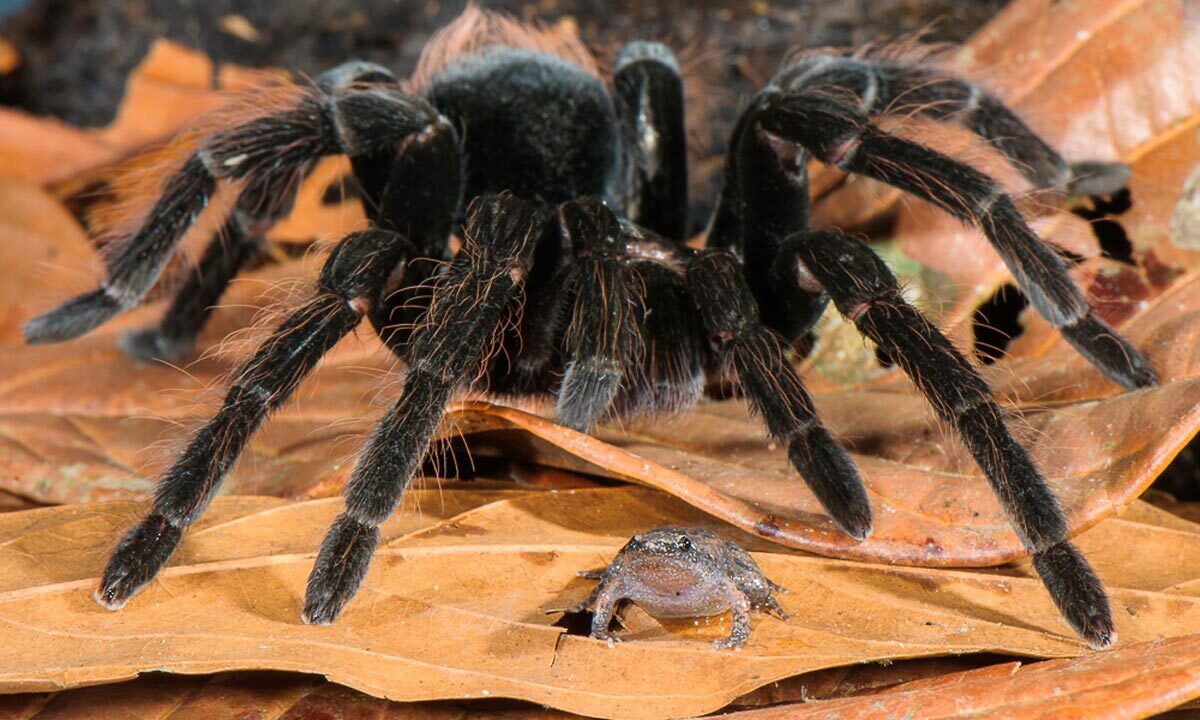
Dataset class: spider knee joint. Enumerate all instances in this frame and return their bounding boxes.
[844,292,899,323]
[830,135,863,169]
[319,229,409,306]
[975,190,1004,217]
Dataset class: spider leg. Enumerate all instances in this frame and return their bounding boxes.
[302,193,541,624]
[874,65,1128,196]
[614,41,688,241]
[705,97,832,343]
[96,110,462,610]
[685,249,872,540]
[612,259,706,419]
[758,92,1157,390]
[782,227,1112,648]
[554,199,646,431]
[776,56,1128,195]
[119,213,263,362]
[95,226,415,609]
[111,63,420,363]
[498,222,571,395]
[26,62,446,345]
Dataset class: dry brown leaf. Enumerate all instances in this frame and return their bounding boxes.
[0,646,1193,720]
[0,113,116,187]
[0,674,551,720]
[0,655,1015,719]
[717,634,1200,720]
[0,486,1198,719]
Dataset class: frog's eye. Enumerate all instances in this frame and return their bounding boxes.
[676,535,692,551]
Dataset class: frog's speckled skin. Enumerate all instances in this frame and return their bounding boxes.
[573,527,788,650]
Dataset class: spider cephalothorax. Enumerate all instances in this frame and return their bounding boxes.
[25,8,1157,649]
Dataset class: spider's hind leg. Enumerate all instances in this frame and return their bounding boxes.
[759,91,1157,390]
[780,227,1112,648]
[779,55,1129,195]
[25,62,440,347]
[119,209,264,362]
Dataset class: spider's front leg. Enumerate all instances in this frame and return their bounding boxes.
[685,250,872,540]
[550,199,707,428]
[553,199,647,431]
[757,90,1157,391]
[95,100,464,610]
[303,193,541,624]
[96,227,415,608]
[613,41,688,241]
[780,228,1112,648]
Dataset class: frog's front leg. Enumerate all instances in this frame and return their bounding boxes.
[588,579,626,646]
[712,583,752,650]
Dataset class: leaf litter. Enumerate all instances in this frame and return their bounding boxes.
[0,0,1199,717]
[1,487,1200,718]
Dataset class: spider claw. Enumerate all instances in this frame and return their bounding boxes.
[95,513,183,611]
[1033,541,1116,650]
[25,289,124,344]
[302,514,380,625]
[830,504,873,542]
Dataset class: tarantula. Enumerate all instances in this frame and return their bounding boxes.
[25,9,1156,649]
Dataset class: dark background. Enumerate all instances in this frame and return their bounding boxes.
[0,0,1006,126]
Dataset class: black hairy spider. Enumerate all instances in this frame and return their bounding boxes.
[25,9,1157,649]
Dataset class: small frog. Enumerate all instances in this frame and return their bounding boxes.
[572,527,788,650]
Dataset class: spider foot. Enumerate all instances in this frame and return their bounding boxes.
[94,513,183,610]
[1061,313,1159,390]
[25,289,124,344]
[1033,541,1115,650]
[787,428,873,541]
[302,514,380,625]
[1066,161,1131,197]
